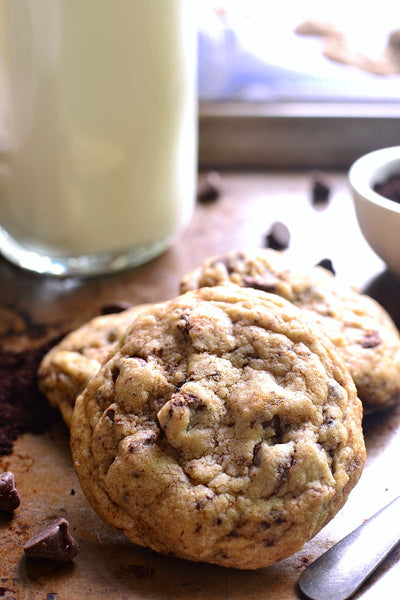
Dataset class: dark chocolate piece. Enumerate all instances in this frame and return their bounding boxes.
[312,176,331,204]
[23,518,78,561]
[0,471,21,511]
[264,222,290,251]
[197,171,222,203]
[316,258,336,275]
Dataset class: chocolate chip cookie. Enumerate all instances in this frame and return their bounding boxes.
[180,249,400,412]
[70,286,365,569]
[38,305,147,427]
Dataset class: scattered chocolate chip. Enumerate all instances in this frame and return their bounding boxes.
[373,174,400,203]
[100,301,133,315]
[311,175,331,205]
[264,221,290,251]
[0,471,21,512]
[316,258,336,275]
[176,313,191,333]
[197,171,222,203]
[23,518,78,562]
[359,330,382,349]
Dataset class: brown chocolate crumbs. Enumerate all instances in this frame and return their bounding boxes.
[100,301,133,315]
[0,339,62,457]
[373,174,400,203]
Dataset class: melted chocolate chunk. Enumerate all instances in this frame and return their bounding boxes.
[359,330,382,349]
[0,471,21,512]
[23,518,78,562]
[264,222,290,251]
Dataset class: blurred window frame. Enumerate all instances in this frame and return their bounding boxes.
[198,101,400,170]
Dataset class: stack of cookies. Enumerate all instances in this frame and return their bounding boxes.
[38,249,400,570]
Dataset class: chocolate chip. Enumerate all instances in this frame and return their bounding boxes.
[100,301,133,315]
[359,330,382,349]
[197,171,222,203]
[264,222,290,251]
[316,258,336,275]
[105,406,116,422]
[0,471,21,512]
[312,176,331,205]
[23,518,78,562]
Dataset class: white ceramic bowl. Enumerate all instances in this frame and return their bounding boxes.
[349,146,400,276]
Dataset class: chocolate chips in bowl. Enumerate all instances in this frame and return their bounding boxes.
[349,146,400,277]
[373,173,400,204]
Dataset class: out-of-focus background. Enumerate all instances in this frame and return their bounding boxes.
[197,1,400,170]
[198,0,400,102]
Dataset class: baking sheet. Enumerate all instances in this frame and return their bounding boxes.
[1,172,400,599]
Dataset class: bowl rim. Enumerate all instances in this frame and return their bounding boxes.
[349,145,400,214]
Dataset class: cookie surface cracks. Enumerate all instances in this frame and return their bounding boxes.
[71,286,365,570]
[180,248,400,412]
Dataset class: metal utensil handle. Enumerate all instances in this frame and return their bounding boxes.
[298,494,400,600]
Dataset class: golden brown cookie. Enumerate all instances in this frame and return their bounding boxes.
[38,305,147,428]
[70,286,365,569]
[180,249,400,412]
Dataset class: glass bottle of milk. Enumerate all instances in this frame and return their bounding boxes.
[0,0,197,276]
